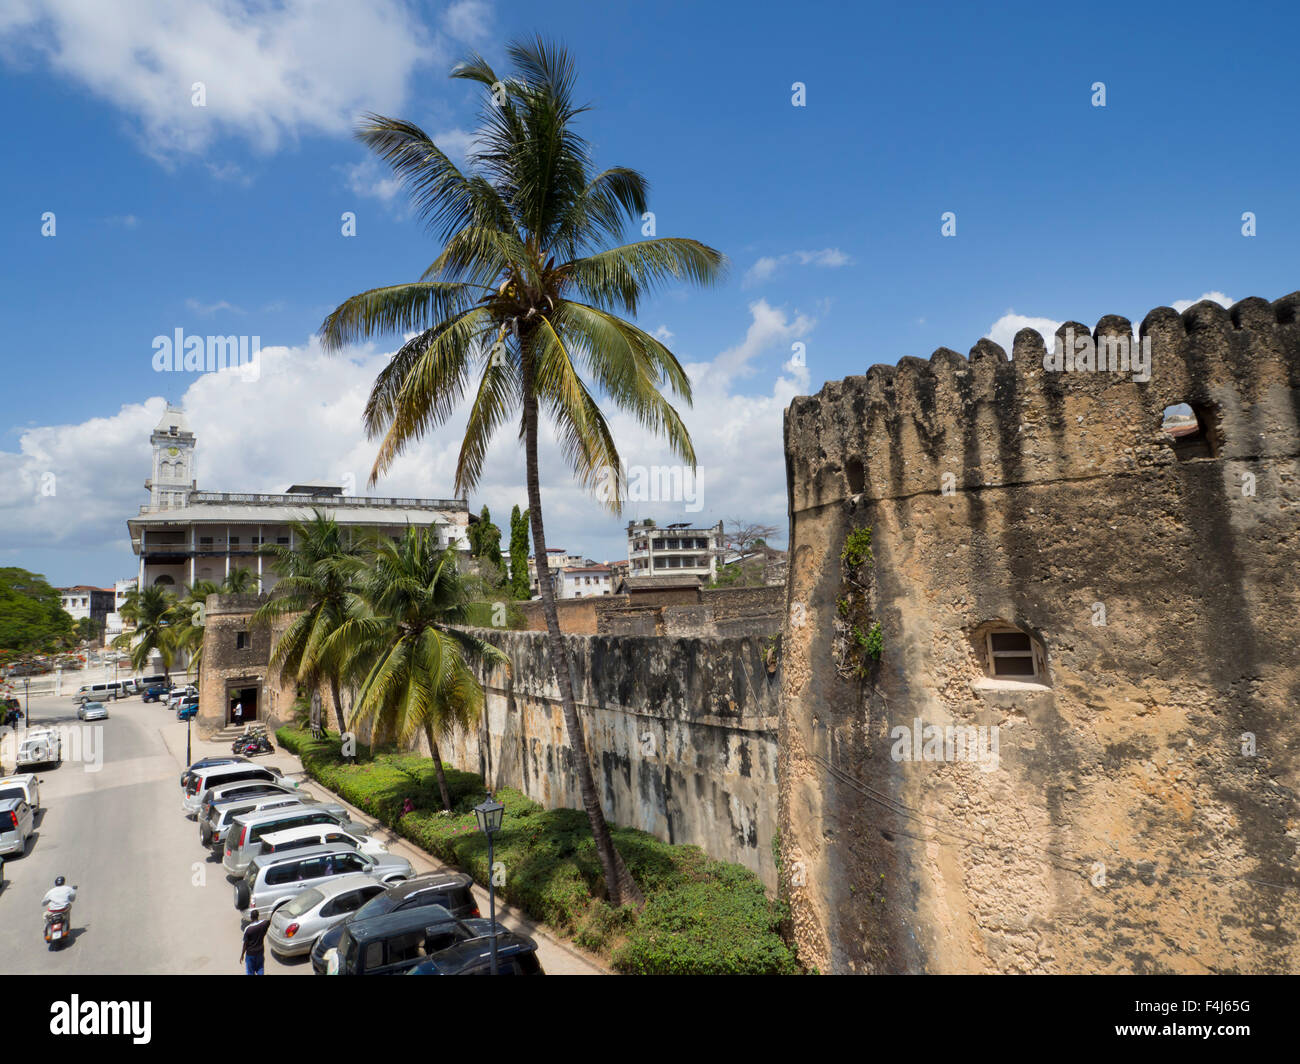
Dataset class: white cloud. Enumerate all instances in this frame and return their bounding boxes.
[985,311,1063,356]
[185,298,243,316]
[0,303,807,576]
[1171,291,1233,313]
[743,248,852,287]
[652,325,674,342]
[0,1,486,163]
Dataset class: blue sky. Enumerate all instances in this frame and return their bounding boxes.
[2,0,1298,587]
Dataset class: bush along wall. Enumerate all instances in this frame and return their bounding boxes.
[277,727,799,975]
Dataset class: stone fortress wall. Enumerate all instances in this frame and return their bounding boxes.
[778,294,1300,973]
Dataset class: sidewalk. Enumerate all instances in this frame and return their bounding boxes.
[161,720,611,976]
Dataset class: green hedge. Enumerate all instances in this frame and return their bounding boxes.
[277,726,798,974]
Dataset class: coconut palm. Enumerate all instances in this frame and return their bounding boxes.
[254,511,362,736]
[223,567,257,593]
[318,38,723,906]
[175,579,221,680]
[324,528,507,811]
[112,584,179,681]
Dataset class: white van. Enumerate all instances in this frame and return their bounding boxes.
[75,681,127,705]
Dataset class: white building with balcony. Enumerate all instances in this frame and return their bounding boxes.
[127,406,471,593]
[626,519,723,584]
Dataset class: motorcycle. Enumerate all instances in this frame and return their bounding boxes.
[231,728,273,756]
[44,897,74,950]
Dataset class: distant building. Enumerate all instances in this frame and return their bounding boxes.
[126,405,471,593]
[104,577,138,640]
[527,548,586,596]
[626,519,723,585]
[58,586,114,631]
[554,564,612,599]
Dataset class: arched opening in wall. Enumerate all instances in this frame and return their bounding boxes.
[153,574,175,587]
[1161,402,1221,460]
[970,621,1048,683]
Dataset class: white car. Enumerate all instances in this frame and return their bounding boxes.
[0,773,40,811]
[16,727,61,769]
[259,823,390,859]
[166,685,198,707]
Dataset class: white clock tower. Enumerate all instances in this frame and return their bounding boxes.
[147,404,196,511]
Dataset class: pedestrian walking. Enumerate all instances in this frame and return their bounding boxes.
[240,908,269,975]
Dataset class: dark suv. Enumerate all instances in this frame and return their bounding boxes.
[327,905,492,975]
[406,930,544,975]
[311,871,477,974]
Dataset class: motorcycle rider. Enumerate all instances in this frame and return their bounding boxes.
[42,876,77,932]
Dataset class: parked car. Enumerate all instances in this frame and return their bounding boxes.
[310,871,478,974]
[16,726,61,769]
[405,929,545,975]
[324,905,494,975]
[165,685,198,708]
[223,803,361,878]
[0,797,34,857]
[76,701,109,722]
[265,874,388,958]
[0,774,41,811]
[234,843,412,914]
[182,763,281,817]
[142,684,171,704]
[198,778,302,825]
[204,794,312,848]
[176,702,199,721]
[180,756,246,790]
[260,823,389,859]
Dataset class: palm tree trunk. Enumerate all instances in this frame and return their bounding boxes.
[329,676,348,738]
[425,724,453,811]
[521,365,643,908]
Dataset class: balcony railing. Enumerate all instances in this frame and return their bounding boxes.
[190,491,467,510]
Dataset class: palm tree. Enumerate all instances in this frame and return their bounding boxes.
[254,511,362,736]
[176,579,221,680]
[318,39,724,906]
[325,528,507,811]
[112,584,179,681]
[223,567,257,593]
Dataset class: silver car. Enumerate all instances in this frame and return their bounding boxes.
[235,843,412,914]
[265,874,388,957]
[203,794,314,848]
[77,701,109,722]
[223,803,357,877]
[182,764,281,817]
[0,797,34,856]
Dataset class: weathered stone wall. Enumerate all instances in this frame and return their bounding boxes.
[442,628,781,886]
[197,594,298,736]
[779,295,1300,973]
[516,596,608,635]
[514,586,783,639]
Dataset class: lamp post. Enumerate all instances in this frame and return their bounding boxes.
[22,677,30,729]
[473,796,505,974]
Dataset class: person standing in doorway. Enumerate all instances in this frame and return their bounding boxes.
[240,908,269,974]
[233,700,243,726]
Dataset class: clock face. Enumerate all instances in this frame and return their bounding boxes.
[167,447,179,456]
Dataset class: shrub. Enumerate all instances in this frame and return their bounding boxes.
[275,725,799,974]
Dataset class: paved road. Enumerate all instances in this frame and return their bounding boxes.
[0,688,606,975]
[0,689,290,974]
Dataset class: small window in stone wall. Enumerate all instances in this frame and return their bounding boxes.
[981,626,1047,681]
[236,631,250,650]
[1161,402,1220,460]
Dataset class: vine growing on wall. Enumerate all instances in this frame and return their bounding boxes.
[833,525,882,681]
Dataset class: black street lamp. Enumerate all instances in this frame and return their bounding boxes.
[22,677,30,729]
[473,796,506,974]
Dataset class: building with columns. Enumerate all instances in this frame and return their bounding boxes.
[126,405,471,593]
